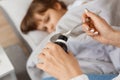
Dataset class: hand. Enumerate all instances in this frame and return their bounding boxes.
[82,10,116,45]
[36,42,83,80]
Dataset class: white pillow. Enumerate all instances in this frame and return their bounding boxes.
[59,0,75,6]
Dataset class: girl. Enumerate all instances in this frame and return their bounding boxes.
[20,0,67,34]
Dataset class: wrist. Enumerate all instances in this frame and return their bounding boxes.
[69,71,83,80]
[70,74,89,80]
[60,71,83,80]
[114,30,120,47]
[109,30,120,47]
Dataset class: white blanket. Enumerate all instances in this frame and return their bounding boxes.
[27,0,120,80]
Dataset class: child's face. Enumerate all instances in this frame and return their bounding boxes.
[34,8,66,33]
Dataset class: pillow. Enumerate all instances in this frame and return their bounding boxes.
[59,0,75,6]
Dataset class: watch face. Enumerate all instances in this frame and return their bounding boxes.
[50,33,62,42]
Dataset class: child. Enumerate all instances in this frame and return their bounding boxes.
[21,0,67,34]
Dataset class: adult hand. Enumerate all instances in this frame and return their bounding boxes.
[36,42,83,80]
[82,9,116,45]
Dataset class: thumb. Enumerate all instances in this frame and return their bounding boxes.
[85,9,102,22]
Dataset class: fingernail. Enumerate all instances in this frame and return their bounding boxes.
[94,31,99,35]
[83,20,86,23]
[85,18,90,22]
[85,8,89,13]
[38,59,44,64]
[86,27,89,31]
[90,28,95,33]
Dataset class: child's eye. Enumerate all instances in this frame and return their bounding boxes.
[42,27,47,31]
[45,16,49,23]
[47,16,50,22]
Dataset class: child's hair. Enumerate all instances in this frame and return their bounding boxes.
[21,0,67,34]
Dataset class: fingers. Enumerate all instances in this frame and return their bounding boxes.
[82,9,101,36]
[38,42,68,63]
[46,42,58,50]
[37,53,46,70]
[38,53,46,60]
[82,13,88,23]
[38,48,52,63]
[39,43,59,58]
[37,52,53,70]
[85,9,102,22]
[82,23,99,36]
[36,61,50,72]
[41,47,52,57]
[37,43,67,72]
[46,42,68,55]
[36,62,44,70]
[38,46,54,64]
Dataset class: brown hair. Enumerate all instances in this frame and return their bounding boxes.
[20,0,67,34]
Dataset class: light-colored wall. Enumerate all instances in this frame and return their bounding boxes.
[0,9,29,56]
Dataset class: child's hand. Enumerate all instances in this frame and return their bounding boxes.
[36,42,83,80]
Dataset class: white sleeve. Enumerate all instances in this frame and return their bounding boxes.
[70,74,89,80]
[70,74,120,80]
[112,74,120,80]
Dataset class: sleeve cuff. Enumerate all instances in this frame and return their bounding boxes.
[112,74,120,80]
[70,74,89,80]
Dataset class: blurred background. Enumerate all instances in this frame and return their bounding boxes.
[0,9,30,80]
